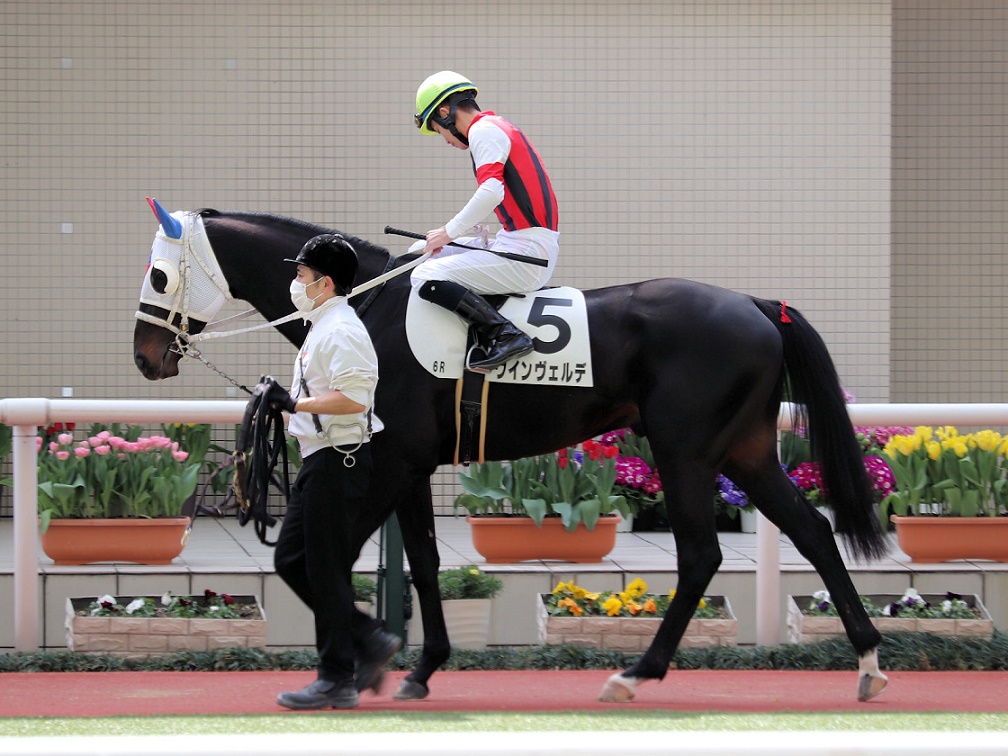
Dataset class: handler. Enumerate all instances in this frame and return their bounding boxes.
[411,70,559,373]
[264,233,400,710]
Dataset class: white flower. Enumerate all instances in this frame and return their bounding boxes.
[882,604,893,616]
[97,594,115,606]
[941,600,953,615]
[208,605,220,613]
[89,607,101,616]
[812,589,830,602]
[125,599,145,615]
[161,592,173,606]
[901,588,921,602]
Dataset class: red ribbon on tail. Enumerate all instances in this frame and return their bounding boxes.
[780,301,792,324]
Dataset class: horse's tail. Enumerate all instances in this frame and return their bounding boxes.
[753,298,887,561]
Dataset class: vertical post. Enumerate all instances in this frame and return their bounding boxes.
[380,514,407,643]
[755,511,781,645]
[13,424,40,651]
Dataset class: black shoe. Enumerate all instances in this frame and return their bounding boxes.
[276,679,359,710]
[354,630,402,694]
[467,326,534,373]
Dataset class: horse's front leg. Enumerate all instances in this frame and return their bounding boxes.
[390,478,451,701]
[601,467,723,703]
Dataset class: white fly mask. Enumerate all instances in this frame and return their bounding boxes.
[137,210,232,334]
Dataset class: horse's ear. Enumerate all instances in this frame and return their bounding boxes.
[146,196,183,239]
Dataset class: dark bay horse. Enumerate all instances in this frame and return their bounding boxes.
[133,203,890,703]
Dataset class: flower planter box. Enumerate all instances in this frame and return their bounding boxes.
[42,517,191,565]
[467,515,620,563]
[890,515,1008,563]
[786,594,994,644]
[65,595,266,657]
[536,594,736,651]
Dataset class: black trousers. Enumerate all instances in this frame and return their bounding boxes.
[274,444,373,683]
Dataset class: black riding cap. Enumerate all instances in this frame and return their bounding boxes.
[285,234,358,294]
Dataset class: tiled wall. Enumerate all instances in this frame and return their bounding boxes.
[1,1,893,513]
[891,1,1008,402]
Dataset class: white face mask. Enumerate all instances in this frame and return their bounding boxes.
[289,276,325,313]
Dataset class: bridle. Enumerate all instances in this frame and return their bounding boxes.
[136,210,430,392]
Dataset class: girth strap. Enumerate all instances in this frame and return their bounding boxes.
[454,368,490,466]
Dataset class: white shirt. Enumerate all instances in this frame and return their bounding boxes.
[288,297,383,458]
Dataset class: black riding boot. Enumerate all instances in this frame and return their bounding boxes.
[418,280,534,373]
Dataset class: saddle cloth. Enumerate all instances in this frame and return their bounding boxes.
[405,286,593,387]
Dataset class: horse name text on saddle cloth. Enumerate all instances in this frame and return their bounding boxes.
[405,286,593,387]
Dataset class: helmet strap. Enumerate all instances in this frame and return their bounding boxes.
[431,96,471,146]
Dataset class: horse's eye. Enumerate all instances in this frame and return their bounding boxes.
[150,258,179,294]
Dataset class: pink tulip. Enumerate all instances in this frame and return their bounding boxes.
[88,436,102,447]
[172,450,189,462]
[94,445,111,455]
[74,447,90,458]
[48,441,59,453]
[57,433,73,445]
[97,430,111,441]
[35,437,43,452]
[56,451,70,461]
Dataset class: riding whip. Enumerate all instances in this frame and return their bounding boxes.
[384,226,548,267]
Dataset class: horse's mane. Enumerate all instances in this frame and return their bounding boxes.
[196,208,393,260]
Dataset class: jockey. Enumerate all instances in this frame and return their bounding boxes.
[411,70,559,373]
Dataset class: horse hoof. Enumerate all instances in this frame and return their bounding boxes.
[857,672,888,702]
[393,680,430,701]
[599,672,641,703]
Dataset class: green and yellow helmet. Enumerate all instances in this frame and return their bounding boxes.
[414,71,478,135]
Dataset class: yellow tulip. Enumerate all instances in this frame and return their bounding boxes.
[893,436,917,456]
[975,430,1002,453]
[951,440,969,458]
[936,426,958,441]
[915,426,934,442]
[926,441,941,461]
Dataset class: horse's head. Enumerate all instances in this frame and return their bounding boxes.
[133,198,231,380]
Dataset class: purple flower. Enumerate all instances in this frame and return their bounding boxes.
[717,475,748,507]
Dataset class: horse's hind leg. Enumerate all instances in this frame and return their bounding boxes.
[726,459,887,701]
[600,460,722,703]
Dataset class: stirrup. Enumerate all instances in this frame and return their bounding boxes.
[465,335,534,374]
[465,344,492,374]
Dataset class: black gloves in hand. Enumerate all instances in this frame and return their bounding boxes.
[263,376,297,413]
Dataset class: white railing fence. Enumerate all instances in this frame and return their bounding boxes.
[3,397,1008,652]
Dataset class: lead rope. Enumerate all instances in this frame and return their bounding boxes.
[234,379,291,545]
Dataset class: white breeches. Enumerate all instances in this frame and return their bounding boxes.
[409,229,558,295]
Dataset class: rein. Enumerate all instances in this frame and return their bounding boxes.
[135,250,430,345]
[232,379,290,545]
